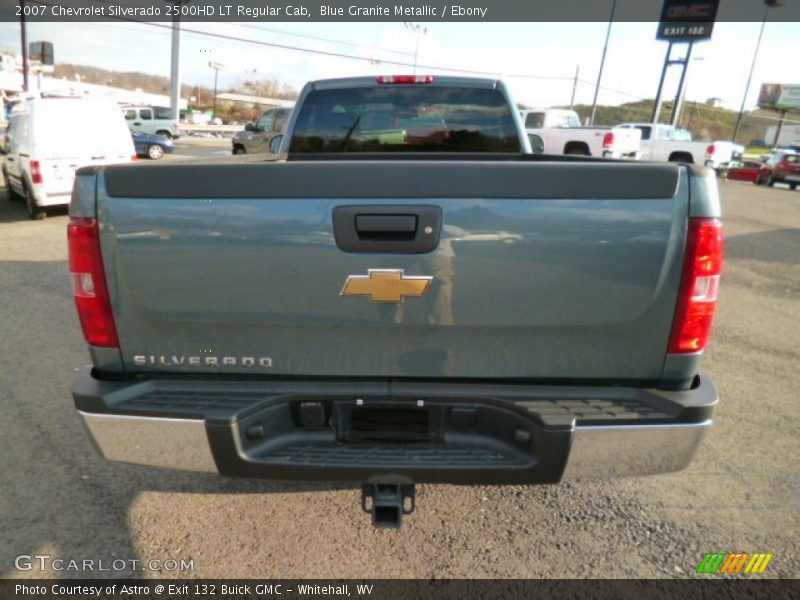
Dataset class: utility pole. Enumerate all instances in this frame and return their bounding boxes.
[19,0,29,91]
[570,65,580,109]
[590,0,617,125]
[403,22,427,75]
[209,62,224,117]
[169,1,182,123]
[732,1,779,144]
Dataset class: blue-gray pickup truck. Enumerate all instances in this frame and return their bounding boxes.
[69,76,721,528]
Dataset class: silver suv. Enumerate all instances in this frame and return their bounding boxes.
[123,106,180,139]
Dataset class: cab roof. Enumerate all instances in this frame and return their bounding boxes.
[306,75,503,91]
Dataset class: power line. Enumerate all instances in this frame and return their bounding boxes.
[168,23,576,81]
[24,0,659,105]
[577,79,646,100]
[233,23,418,58]
[95,0,426,58]
[30,0,578,83]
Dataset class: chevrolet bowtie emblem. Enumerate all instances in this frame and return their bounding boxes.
[340,269,433,303]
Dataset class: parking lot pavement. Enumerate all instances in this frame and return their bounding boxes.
[0,177,798,579]
[167,136,233,160]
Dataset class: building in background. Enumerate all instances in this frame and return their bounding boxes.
[0,52,185,126]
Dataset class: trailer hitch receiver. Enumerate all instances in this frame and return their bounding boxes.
[361,483,416,529]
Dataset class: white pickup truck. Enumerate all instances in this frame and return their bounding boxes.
[616,123,744,170]
[521,109,641,159]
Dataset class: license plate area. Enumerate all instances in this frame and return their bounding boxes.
[335,401,443,443]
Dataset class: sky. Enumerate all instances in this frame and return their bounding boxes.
[0,20,798,111]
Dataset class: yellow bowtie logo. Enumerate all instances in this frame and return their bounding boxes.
[340,270,433,303]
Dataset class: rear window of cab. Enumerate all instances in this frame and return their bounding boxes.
[289,86,521,153]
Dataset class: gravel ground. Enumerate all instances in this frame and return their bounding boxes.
[0,171,797,579]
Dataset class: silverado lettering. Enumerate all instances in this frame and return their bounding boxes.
[132,355,274,368]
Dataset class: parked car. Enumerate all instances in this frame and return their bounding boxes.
[71,75,720,529]
[131,131,174,160]
[231,107,291,156]
[521,108,641,158]
[755,149,800,189]
[722,159,762,182]
[2,94,135,219]
[616,123,744,170]
[123,105,180,139]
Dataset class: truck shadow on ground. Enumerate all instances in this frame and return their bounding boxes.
[0,257,356,580]
[0,197,69,223]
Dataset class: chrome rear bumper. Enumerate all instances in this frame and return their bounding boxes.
[562,420,710,480]
[80,412,218,473]
[75,367,716,483]
[78,413,711,481]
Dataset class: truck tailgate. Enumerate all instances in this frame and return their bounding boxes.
[96,160,687,381]
[612,128,642,154]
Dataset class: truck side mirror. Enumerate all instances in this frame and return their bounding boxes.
[527,134,544,154]
[244,122,255,132]
[269,135,283,154]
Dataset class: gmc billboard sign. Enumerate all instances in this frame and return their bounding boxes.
[657,0,720,41]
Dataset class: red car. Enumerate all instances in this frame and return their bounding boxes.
[724,160,762,182]
[755,150,800,190]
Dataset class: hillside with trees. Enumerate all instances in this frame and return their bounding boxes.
[567,99,791,146]
[29,62,798,140]
[51,63,298,122]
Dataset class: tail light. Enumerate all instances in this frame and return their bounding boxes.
[668,218,723,354]
[376,75,434,84]
[705,144,715,158]
[602,132,614,148]
[131,154,138,162]
[30,160,43,184]
[68,218,119,347]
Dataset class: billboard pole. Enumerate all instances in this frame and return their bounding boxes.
[654,0,720,126]
[651,42,673,124]
[772,110,786,146]
[670,41,693,127]
[731,3,769,144]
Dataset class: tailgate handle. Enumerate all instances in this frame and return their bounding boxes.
[355,214,417,239]
[333,205,442,254]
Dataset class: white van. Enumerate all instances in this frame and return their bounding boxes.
[2,95,135,219]
[122,106,180,139]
